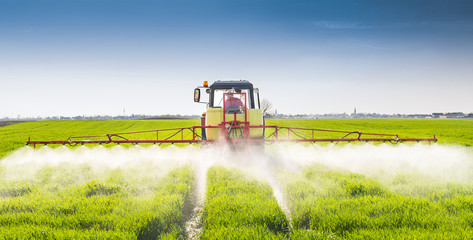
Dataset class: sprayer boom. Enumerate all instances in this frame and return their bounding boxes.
[26,125,437,148]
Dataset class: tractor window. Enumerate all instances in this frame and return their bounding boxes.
[213,89,250,108]
[254,89,260,109]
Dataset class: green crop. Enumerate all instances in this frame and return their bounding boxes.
[0,120,199,159]
[1,119,472,239]
[266,119,473,147]
[1,119,472,159]
[201,166,290,239]
[0,164,194,239]
[282,164,473,239]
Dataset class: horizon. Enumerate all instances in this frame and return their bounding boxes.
[3,110,472,121]
[1,0,473,118]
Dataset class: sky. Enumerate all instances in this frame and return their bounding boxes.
[1,0,473,117]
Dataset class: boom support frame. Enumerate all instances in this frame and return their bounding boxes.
[26,125,437,148]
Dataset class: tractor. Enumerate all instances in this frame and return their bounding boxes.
[194,80,264,141]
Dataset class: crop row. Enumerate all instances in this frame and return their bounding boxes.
[283,164,473,239]
[201,166,290,239]
[3,156,473,239]
[0,164,194,239]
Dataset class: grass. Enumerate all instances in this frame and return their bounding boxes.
[201,166,289,239]
[1,119,472,239]
[1,118,472,159]
[0,120,199,159]
[266,119,473,147]
[0,164,194,239]
[282,164,473,239]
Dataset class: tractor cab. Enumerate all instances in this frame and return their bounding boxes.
[207,81,259,110]
[194,80,260,110]
[194,80,264,141]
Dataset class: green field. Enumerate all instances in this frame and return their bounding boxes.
[0,120,199,159]
[1,119,473,239]
[2,119,472,159]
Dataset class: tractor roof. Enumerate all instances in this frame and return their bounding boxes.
[210,80,253,90]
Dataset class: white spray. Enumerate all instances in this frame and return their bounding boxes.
[0,145,195,182]
[2,143,472,237]
[0,144,226,240]
[266,143,473,184]
[200,147,294,228]
[184,145,224,239]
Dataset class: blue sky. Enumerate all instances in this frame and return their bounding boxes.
[1,0,473,117]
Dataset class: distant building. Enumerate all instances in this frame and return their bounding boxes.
[351,107,357,118]
[432,112,466,119]
[446,112,465,118]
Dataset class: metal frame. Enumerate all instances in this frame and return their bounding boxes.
[221,92,249,140]
[26,124,437,148]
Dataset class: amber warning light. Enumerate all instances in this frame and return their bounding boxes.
[203,81,208,87]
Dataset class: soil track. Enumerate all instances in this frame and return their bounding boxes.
[0,121,26,127]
